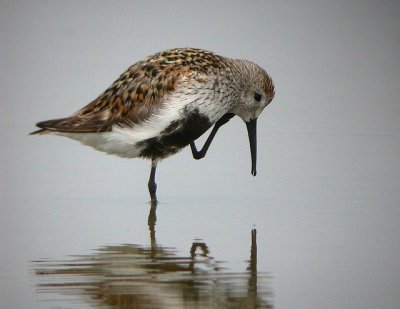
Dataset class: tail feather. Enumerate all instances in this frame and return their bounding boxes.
[29,128,47,135]
[31,115,111,134]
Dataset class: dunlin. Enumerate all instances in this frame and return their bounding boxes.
[31,48,275,203]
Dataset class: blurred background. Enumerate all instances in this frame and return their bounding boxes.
[1,1,399,308]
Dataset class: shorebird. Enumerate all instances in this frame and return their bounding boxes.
[31,48,275,203]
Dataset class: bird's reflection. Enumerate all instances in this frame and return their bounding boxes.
[33,203,273,308]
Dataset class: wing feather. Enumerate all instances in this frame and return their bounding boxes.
[33,48,225,133]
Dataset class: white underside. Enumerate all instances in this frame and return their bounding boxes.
[54,104,187,159]
[53,130,144,159]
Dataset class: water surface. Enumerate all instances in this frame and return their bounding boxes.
[33,205,272,308]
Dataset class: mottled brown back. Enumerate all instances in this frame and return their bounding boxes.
[35,48,227,133]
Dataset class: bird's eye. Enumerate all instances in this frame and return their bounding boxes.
[254,92,262,102]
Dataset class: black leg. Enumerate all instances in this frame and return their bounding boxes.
[148,161,158,204]
[190,113,235,160]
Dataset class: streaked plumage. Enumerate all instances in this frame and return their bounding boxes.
[32,48,275,203]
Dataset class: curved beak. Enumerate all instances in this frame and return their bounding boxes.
[246,118,257,176]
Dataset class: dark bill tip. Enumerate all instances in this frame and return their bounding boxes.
[246,118,257,177]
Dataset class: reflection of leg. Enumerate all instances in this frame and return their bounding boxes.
[148,160,158,203]
[148,201,157,252]
[190,242,209,257]
[189,242,210,272]
[190,113,235,159]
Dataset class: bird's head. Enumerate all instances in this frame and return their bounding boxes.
[229,59,275,121]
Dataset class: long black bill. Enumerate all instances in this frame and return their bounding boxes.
[246,118,258,176]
